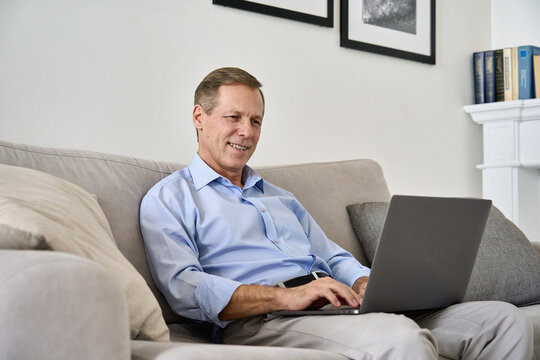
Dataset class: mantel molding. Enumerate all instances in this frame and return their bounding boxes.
[464,99,540,124]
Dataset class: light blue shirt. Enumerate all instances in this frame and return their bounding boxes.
[140,154,371,327]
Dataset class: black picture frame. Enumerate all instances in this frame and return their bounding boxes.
[340,0,436,64]
[213,0,334,28]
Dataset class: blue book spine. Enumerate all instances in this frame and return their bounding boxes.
[484,51,495,103]
[518,45,540,99]
[473,52,485,104]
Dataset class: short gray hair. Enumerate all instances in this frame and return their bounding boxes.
[194,67,264,114]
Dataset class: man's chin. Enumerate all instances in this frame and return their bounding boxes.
[228,159,250,170]
[228,152,253,165]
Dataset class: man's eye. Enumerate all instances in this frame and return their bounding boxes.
[252,119,262,126]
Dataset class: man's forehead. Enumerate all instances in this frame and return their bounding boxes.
[215,84,264,115]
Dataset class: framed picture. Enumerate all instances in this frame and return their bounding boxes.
[340,0,435,64]
[213,0,334,28]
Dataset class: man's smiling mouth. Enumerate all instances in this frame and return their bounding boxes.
[228,142,248,151]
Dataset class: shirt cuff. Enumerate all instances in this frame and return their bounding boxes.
[334,265,371,288]
[195,274,243,328]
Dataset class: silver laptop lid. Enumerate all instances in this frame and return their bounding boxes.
[360,195,492,314]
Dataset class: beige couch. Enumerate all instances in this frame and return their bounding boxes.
[0,140,539,359]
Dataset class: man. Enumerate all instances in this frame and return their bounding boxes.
[140,67,534,359]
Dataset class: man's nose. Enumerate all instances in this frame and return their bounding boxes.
[237,119,254,137]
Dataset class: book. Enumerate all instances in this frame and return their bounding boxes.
[485,51,495,103]
[517,45,540,99]
[511,47,519,100]
[503,48,513,101]
[534,55,540,99]
[494,49,505,101]
[473,51,485,104]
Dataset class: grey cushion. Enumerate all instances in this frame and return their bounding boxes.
[346,202,388,266]
[347,202,540,306]
[465,206,540,305]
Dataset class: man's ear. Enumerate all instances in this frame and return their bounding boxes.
[193,104,205,131]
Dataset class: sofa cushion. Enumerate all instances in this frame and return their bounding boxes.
[0,164,169,341]
[131,339,348,360]
[347,202,540,306]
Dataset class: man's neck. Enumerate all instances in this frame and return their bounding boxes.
[197,152,245,189]
[229,175,244,189]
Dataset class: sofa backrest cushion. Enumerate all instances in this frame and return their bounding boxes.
[0,141,391,322]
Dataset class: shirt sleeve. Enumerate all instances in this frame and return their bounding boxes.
[140,181,242,328]
[299,206,371,287]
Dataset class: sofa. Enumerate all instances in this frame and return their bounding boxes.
[0,139,539,360]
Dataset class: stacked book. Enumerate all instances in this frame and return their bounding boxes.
[473,45,540,104]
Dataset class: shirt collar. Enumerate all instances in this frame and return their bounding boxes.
[188,153,264,193]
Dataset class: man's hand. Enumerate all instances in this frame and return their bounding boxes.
[282,276,363,310]
[352,276,369,302]
[219,277,364,321]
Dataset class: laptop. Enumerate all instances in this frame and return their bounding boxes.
[271,195,492,317]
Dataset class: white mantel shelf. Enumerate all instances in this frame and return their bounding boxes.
[465,99,540,243]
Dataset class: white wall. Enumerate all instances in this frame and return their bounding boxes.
[0,0,492,197]
[491,0,540,49]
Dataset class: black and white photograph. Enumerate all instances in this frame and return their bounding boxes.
[362,0,416,35]
[341,0,435,64]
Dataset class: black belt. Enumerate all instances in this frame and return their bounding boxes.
[276,272,329,288]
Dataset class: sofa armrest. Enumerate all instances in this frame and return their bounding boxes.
[0,250,130,360]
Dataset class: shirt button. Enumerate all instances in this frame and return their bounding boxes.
[260,208,266,213]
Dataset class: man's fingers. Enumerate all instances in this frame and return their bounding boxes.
[308,278,361,308]
[322,288,342,308]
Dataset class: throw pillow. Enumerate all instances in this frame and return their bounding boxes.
[347,201,540,306]
[346,202,389,267]
[0,164,169,341]
[464,206,540,305]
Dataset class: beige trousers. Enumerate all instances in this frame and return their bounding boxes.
[223,301,534,360]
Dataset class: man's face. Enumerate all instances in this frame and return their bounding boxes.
[193,84,264,183]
